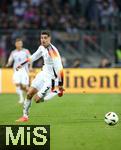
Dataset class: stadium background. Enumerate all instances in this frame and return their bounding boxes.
[0,0,121,150]
[0,0,121,68]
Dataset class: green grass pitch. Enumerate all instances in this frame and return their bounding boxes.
[0,93,121,150]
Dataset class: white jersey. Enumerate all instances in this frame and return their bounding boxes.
[29,43,64,85]
[8,48,31,72]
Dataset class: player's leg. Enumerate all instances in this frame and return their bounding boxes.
[34,86,50,103]
[44,91,58,100]
[43,79,57,101]
[43,87,64,100]
[16,71,44,122]
[19,70,30,103]
[34,79,57,103]
[23,87,37,118]
[16,84,24,103]
[43,79,64,101]
[13,71,24,103]
[16,86,37,122]
[21,69,29,92]
[34,77,64,102]
[21,84,29,93]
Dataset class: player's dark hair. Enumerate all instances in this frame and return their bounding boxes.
[15,38,22,42]
[41,30,51,37]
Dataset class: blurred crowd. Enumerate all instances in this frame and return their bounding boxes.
[1,0,121,68]
[0,0,121,31]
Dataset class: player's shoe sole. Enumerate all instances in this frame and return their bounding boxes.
[16,116,29,122]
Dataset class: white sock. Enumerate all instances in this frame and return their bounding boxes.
[16,86,24,101]
[44,91,58,101]
[23,99,32,117]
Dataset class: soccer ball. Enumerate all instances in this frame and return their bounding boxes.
[104,112,119,125]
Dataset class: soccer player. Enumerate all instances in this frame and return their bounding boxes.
[16,30,64,122]
[6,38,32,104]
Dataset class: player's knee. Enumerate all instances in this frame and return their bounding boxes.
[34,95,41,103]
[27,92,33,99]
[21,85,28,92]
[27,87,37,99]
